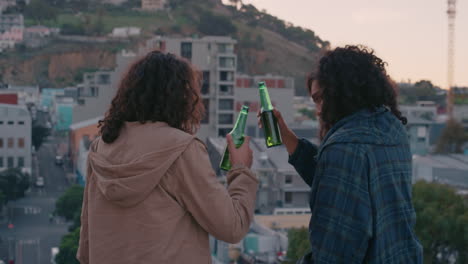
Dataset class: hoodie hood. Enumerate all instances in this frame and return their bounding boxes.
[318,106,408,157]
[87,129,194,208]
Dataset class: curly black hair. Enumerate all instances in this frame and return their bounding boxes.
[308,45,407,138]
[99,50,204,144]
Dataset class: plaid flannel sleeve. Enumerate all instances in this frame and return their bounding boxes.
[288,138,319,186]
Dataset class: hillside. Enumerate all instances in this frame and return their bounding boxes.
[0,0,329,95]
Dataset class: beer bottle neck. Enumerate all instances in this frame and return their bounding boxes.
[231,111,248,136]
[259,85,274,112]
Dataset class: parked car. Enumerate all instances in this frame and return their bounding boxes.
[51,247,59,264]
[36,177,45,187]
[55,156,63,166]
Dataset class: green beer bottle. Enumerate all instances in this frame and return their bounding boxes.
[220,105,250,171]
[258,81,282,147]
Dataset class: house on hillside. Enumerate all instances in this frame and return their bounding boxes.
[142,0,167,10]
[0,14,23,52]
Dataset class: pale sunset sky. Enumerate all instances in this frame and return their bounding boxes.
[239,0,468,88]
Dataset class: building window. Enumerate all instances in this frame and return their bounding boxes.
[217,43,234,53]
[17,157,24,168]
[285,192,292,204]
[219,57,235,68]
[218,128,231,137]
[417,126,427,138]
[417,137,426,143]
[219,85,233,95]
[0,121,3,125]
[201,99,209,124]
[7,157,14,168]
[219,99,234,110]
[0,157,3,168]
[0,138,3,148]
[202,71,210,95]
[181,42,192,60]
[18,138,25,148]
[285,175,293,184]
[220,71,234,82]
[7,121,14,125]
[90,87,99,97]
[97,74,110,85]
[18,121,24,125]
[7,138,14,148]
[219,114,233,125]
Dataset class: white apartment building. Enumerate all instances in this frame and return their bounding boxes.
[0,103,32,174]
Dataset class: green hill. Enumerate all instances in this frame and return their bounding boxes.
[0,0,329,95]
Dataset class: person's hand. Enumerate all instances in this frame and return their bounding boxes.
[226,134,253,169]
[257,108,299,155]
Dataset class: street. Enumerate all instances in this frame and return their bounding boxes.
[0,136,72,264]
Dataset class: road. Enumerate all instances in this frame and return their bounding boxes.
[0,136,72,264]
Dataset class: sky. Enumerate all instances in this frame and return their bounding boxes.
[239,0,468,88]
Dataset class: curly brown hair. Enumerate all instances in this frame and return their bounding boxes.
[99,50,205,144]
[308,45,407,139]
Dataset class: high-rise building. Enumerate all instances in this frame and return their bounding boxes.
[146,36,238,140]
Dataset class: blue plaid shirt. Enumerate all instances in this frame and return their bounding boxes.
[289,107,423,264]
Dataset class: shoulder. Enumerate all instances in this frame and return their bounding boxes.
[319,143,368,169]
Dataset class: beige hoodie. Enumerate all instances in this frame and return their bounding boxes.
[77,122,258,264]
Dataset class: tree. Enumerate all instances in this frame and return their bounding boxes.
[32,124,50,151]
[398,80,446,106]
[0,168,30,202]
[286,227,310,263]
[413,181,468,263]
[24,0,58,24]
[56,227,80,264]
[197,11,237,36]
[55,185,84,221]
[435,119,468,154]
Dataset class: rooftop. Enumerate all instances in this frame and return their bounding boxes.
[69,116,102,131]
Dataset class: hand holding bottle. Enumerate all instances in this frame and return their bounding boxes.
[226,134,253,169]
[257,108,298,155]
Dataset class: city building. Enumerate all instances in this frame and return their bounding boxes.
[0,14,24,52]
[235,74,295,138]
[41,88,65,111]
[69,116,101,177]
[413,154,468,190]
[0,0,17,14]
[54,97,74,132]
[0,103,32,174]
[449,87,468,127]
[71,50,137,125]
[400,103,439,155]
[146,35,238,140]
[141,0,167,11]
[110,27,141,38]
[1,84,40,106]
[0,14,23,32]
[207,137,310,214]
[210,221,288,263]
[23,26,59,48]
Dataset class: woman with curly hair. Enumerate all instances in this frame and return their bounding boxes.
[77,51,257,263]
[264,46,423,263]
